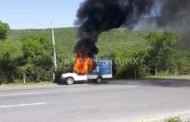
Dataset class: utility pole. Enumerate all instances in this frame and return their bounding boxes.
[51,21,57,80]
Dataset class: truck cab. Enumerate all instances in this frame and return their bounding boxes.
[60,60,112,85]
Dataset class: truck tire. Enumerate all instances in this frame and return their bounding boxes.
[65,77,74,85]
[58,77,65,85]
[96,77,103,84]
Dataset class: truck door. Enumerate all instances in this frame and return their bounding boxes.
[75,74,88,81]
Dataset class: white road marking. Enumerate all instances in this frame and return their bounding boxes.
[0,102,47,108]
[0,92,48,97]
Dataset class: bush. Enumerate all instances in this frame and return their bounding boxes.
[103,48,147,79]
[166,117,182,122]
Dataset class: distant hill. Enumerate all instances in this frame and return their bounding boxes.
[8,27,150,58]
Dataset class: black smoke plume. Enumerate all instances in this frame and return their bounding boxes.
[75,0,190,55]
[156,0,190,28]
[157,0,190,50]
[135,0,190,50]
[75,0,154,57]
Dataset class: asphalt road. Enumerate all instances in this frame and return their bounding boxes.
[1,79,190,122]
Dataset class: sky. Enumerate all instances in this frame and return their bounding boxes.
[0,0,84,29]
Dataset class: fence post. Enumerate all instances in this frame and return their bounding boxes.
[175,68,178,76]
[23,73,26,84]
[155,68,158,77]
[134,70,137,79]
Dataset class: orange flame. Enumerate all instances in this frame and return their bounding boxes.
[74,51,94,75]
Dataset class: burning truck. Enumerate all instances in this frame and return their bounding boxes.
[60,59,113,85]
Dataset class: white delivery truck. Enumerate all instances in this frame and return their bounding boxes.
[60,60,112,85]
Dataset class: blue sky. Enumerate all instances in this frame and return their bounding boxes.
[0,0,84,29]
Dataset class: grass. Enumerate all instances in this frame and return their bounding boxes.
[0,81,54,88]
[146,75,190,79]
[135,116,190,122]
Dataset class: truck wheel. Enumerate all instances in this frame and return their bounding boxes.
[96,77,103,84]
[66,77,74,85]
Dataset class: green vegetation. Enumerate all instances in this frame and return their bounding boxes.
[0,81,52,88]
[138,116,188,122]
[166,117,182,122]
[0,21,190,84]
[146,75,190,79]
[0,21,9,40]
[104,31,190,78]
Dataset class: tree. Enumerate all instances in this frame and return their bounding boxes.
[21,34,53,81]
[174,51,190,75]
[145,32,181,75]
[104,48,147,79]
[0,40,23,83]
[0,21,9,40]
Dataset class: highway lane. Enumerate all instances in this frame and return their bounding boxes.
[0,79,190,122]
